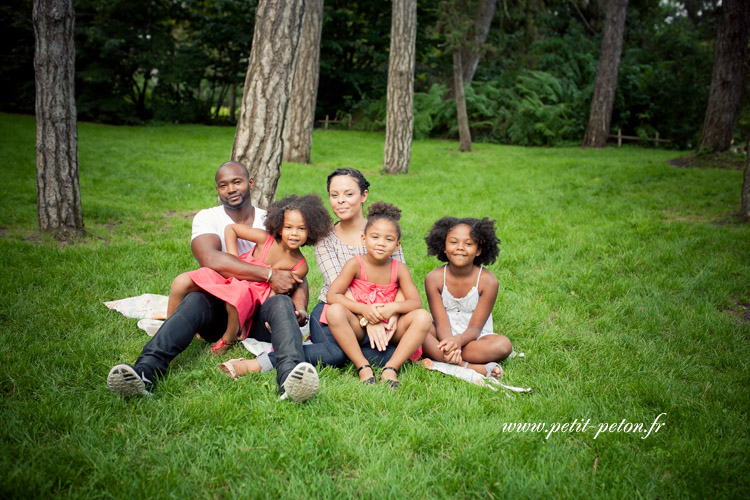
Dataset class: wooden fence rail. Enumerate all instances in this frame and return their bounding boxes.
[609,128,671,147]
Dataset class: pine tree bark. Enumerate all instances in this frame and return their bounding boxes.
[454,50,472,152]
[581,0,628,149]
[742,140,750,221]
[33,0,83,234]
[231,0,305,208]
[283,0,324,164]
[698,0,750,153]
[383,0,417,175]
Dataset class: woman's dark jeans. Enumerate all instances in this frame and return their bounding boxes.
[267,302,395,368]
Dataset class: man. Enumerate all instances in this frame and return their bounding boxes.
[107,161,318,402]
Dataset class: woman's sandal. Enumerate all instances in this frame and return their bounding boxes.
[380,366,400,390]
[217,358,246,380]
[210,338,236,356]
[357,364,376,384]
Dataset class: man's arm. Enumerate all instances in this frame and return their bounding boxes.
[290,278,310,326]
[191,233,301,294]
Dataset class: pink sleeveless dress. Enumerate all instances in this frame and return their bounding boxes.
[187,234,305,329]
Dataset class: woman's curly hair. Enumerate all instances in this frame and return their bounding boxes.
[364,201,402,239]
[265,194,332,246]
[424,217,500,266]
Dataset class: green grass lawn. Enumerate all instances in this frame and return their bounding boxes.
[1,112,748,498]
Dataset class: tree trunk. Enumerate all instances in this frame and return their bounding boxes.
[383,0,417,175]
[461,0,496,85]
[454,50,472,152]
[231,0,306,208]
[447,0,497,97]
[283,0,324,164]
[742,139,750,221]
[33,0,83,235]
[229,84,237,123]
[581,0,628,149]
[698,0,750,153]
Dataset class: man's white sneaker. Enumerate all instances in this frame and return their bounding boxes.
[107,363,152,397]
[279,362,318,403]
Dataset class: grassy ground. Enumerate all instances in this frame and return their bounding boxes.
[1,112,748,498]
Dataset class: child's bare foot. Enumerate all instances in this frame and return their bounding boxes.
[464,361,502,379]
[217,358,262,379]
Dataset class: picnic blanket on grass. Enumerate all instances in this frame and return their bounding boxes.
[104,293,310,355]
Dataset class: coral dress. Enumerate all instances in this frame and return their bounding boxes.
[187,234,305,329]
[320,255,399,324]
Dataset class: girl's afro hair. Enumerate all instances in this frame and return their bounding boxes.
[265,194,332,246]
[364,201,402,239]
[424,217,500,266]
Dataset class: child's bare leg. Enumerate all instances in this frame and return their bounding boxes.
[326,303,371,381]
[167,272,201,317]
[381,309,431,382]
[460,334,513,377]
[211,303,240,355]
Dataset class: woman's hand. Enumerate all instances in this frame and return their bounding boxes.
[383,315,398,344]
[366,322,389,351]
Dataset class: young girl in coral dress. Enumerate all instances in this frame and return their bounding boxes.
[325,202,431,389]
[167,194,331,355]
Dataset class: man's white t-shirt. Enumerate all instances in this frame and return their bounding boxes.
[191,205,267,256]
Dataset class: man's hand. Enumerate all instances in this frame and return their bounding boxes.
[269,269,303,295]
[295,309,309,327]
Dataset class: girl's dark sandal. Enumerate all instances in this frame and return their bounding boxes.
[380,366,400,390]
[357,364,376,384]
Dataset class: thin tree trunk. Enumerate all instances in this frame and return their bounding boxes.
[461,0,496,85]
[33,0,83,234]
[229,84,237,122]
[698,0,750,152]
[742,139,750,221]
[383,0,417,175]
[447,0,496,98]
[283,0,324,164]
[454,50,472,152]
[581,0,628,148]
[231,0,306,208]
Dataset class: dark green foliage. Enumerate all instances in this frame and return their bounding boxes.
[0,0,35,114]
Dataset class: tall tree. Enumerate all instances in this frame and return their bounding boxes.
[33,0,83,234]
[231,0,305,208]
[283,0,324,164]
[742,143,750,221]
[581,0,628,148]
[459,0,496,86]
[383,0,417,174]
[453,49,472,151]
[698,0,750,152]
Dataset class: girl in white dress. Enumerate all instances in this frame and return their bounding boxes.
[422,217,512,378]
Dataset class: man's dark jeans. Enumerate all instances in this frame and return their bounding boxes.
[133,292,306,393]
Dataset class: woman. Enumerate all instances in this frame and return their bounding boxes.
[310,168,406,366]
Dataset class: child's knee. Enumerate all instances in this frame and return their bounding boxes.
[496,336,513,360]
[171,272,194,291]
[413,309,432,328]
[326,303,347,324]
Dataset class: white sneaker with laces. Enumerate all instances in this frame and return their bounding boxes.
[107,363,152,397]
[279,362,318,403]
